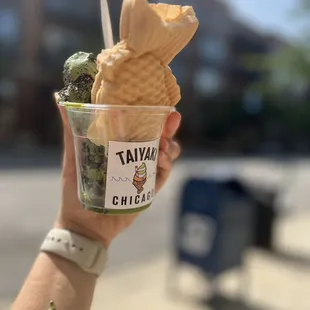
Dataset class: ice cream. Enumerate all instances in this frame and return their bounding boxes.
[58,52,107,203]
[91,1,198,106]
[87,0,199,145]
[59,52,98,103]
[132,163,147,194]
[58,0,198,214]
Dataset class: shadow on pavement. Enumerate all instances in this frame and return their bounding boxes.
[202,294,274,310]
[269,250,310,270]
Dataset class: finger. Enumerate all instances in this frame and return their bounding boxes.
[162,112,181,139]
[156,152,172,192]
[59,106,75,167]
[157,150,172,171]
[159,137,169,152]
[168,141,181,161]
[160,138,181,160]
[156,167,171,193]
[54,93,76,178]
[54,93,71,135]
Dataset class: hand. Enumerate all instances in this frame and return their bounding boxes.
[55,98,181,247]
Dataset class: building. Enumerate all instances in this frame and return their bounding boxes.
[0,0,287,151]
[165,0,282,147]
[0,0,20,146]
[0,0,106,148]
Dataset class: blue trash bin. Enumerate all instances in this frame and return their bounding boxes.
[173,177,254,279]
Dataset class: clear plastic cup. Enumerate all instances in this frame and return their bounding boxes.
[59,102,175,215]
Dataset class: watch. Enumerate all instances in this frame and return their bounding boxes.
[40,228,108,277]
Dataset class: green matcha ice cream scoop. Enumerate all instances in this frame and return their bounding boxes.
[63,52,97,85]
[59,52,98,103]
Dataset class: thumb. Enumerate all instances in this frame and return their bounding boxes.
[55,93,70,131]
[162,112,181,139]
[54,93,76,178]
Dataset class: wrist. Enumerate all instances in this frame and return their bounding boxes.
[41,228,108,276]
[42,251,97,280]
[54,217,112,248]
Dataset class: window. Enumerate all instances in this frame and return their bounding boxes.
[198,36,228,63]
[243,90,262,114]
[44,0,65,12]
[42,25,80,54]
[0,9,19,47]
[0,78,17,101]
[194,68,222,95]
[170,61,187,85]
[44,0,96,19]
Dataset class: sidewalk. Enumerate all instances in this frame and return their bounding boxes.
[2,161,310,310]
[0,301,10,310]
[94,212,310,310]
[2,213,310,310]
[92,247,310,310]
[3,249,310,310]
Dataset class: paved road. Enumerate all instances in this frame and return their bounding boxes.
[2,158,310,299]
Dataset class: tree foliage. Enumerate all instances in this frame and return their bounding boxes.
[245,0,310,97]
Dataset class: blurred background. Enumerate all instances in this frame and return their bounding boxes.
[2,0,310,309]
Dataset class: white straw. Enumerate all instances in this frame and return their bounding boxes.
[100,0,114,48]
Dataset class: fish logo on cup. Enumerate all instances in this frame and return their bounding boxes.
[132,163,147,194]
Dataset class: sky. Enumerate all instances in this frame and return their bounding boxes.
[228,0,300,39]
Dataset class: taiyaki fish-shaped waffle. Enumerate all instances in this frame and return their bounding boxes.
[88,0,199,145]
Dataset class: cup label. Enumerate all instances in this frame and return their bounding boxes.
[105,139,160,210]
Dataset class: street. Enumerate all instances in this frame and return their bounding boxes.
[2,158,310,302]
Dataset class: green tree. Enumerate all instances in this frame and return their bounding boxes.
[245,0,310,97]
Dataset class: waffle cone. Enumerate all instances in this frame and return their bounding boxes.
[88,0,198,145]
[133,179,147,194]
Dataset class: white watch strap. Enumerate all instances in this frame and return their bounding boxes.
[40,229,108,276]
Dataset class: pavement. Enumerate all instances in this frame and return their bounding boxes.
[92,235,310,310]
[2,158,310,309]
